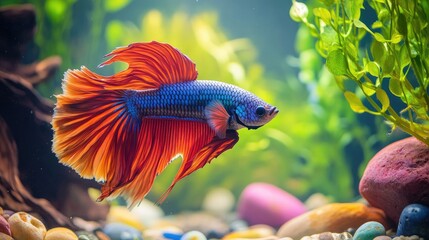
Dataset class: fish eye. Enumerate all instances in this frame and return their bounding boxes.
[255,106,266,116]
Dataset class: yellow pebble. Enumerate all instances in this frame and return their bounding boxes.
[8,212,46,240]
[0,232,13,240]
[222,225,276,240]
[107,206,145,231]
[45,227,78,240]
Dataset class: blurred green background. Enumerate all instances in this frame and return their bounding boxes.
[1,0,404,212]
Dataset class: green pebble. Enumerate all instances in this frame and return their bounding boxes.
[353,221,386,240]
[76,231,98,240]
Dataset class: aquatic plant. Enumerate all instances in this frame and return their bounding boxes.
[290,0,429,145]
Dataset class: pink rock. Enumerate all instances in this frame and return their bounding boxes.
[359,137,429,223]
[0,215,11,236]
[237,183,307,228]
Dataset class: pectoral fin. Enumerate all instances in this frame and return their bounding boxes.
[204,100,230,138]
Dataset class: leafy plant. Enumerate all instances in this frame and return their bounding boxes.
[290,0,429,145]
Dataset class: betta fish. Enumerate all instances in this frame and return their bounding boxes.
[52,41,278,206]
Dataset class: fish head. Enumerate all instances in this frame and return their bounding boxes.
[232,99,279,130]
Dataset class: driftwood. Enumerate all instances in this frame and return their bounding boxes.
[0,4,108,229]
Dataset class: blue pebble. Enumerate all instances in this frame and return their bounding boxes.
[103,223,143,240]
[397,203,429,239]
[353,221,385,240]
[163,232,183,240]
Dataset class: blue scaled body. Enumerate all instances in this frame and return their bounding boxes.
[124,80,265,125]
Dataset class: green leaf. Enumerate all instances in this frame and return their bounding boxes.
[382,55,395,75]
[399,45,411,69]
[391,33,403,44]
[397,13,408,35]
[372,21,383,29]
[326,49,348,76]
[353,19,373,33]
[334,76,346,91]
[319,0,335,6]
[362,82,376,96]
[104,0,131,12]
[366,61,380,77]
[389,77,403,97]
[344,91,367,113]
[374,33,386,42]
[345,0,364,19]
[345,41,358,60]
[313,7,331,23]
[376,89,390,112]
[371,41,385,63]
[377,9,390,22]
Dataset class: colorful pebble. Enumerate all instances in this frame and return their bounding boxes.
[300,232,352,240]
[277,203,388,239]
[359,137,429,224]
[0,232,13,240]
[353,221,385,240]
[392,236,423,240]
[0,215,11,236]
[78,236,91,240]
[107,206,145,231]
[8,212,46,240]
[397,204,429,239]
[163,231,183,240]
[223,225,275,239]
[373,236,392,240]
[76,231,99,240]
[238,183,307,228]
[181,231,207,240]
[45,227,78,240]
[103,222,143,240]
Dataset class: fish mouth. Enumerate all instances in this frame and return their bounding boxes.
[269,106,279,116]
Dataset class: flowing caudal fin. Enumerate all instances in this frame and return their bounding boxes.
[52,41,237,206]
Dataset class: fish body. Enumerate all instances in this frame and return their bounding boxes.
[52,41,278,206]
[126,80,276,132]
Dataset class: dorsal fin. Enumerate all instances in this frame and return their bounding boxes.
[99,41,198,90]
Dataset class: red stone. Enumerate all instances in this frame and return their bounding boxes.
[359,137,429,223]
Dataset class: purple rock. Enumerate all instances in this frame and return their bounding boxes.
[359,137,429,223]
[237,182,307,228]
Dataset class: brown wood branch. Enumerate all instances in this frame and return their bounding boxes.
[0,4,109,229]
[0,116,75,228]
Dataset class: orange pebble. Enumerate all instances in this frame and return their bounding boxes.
[277,203,390,239]
[45,227,78,240]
